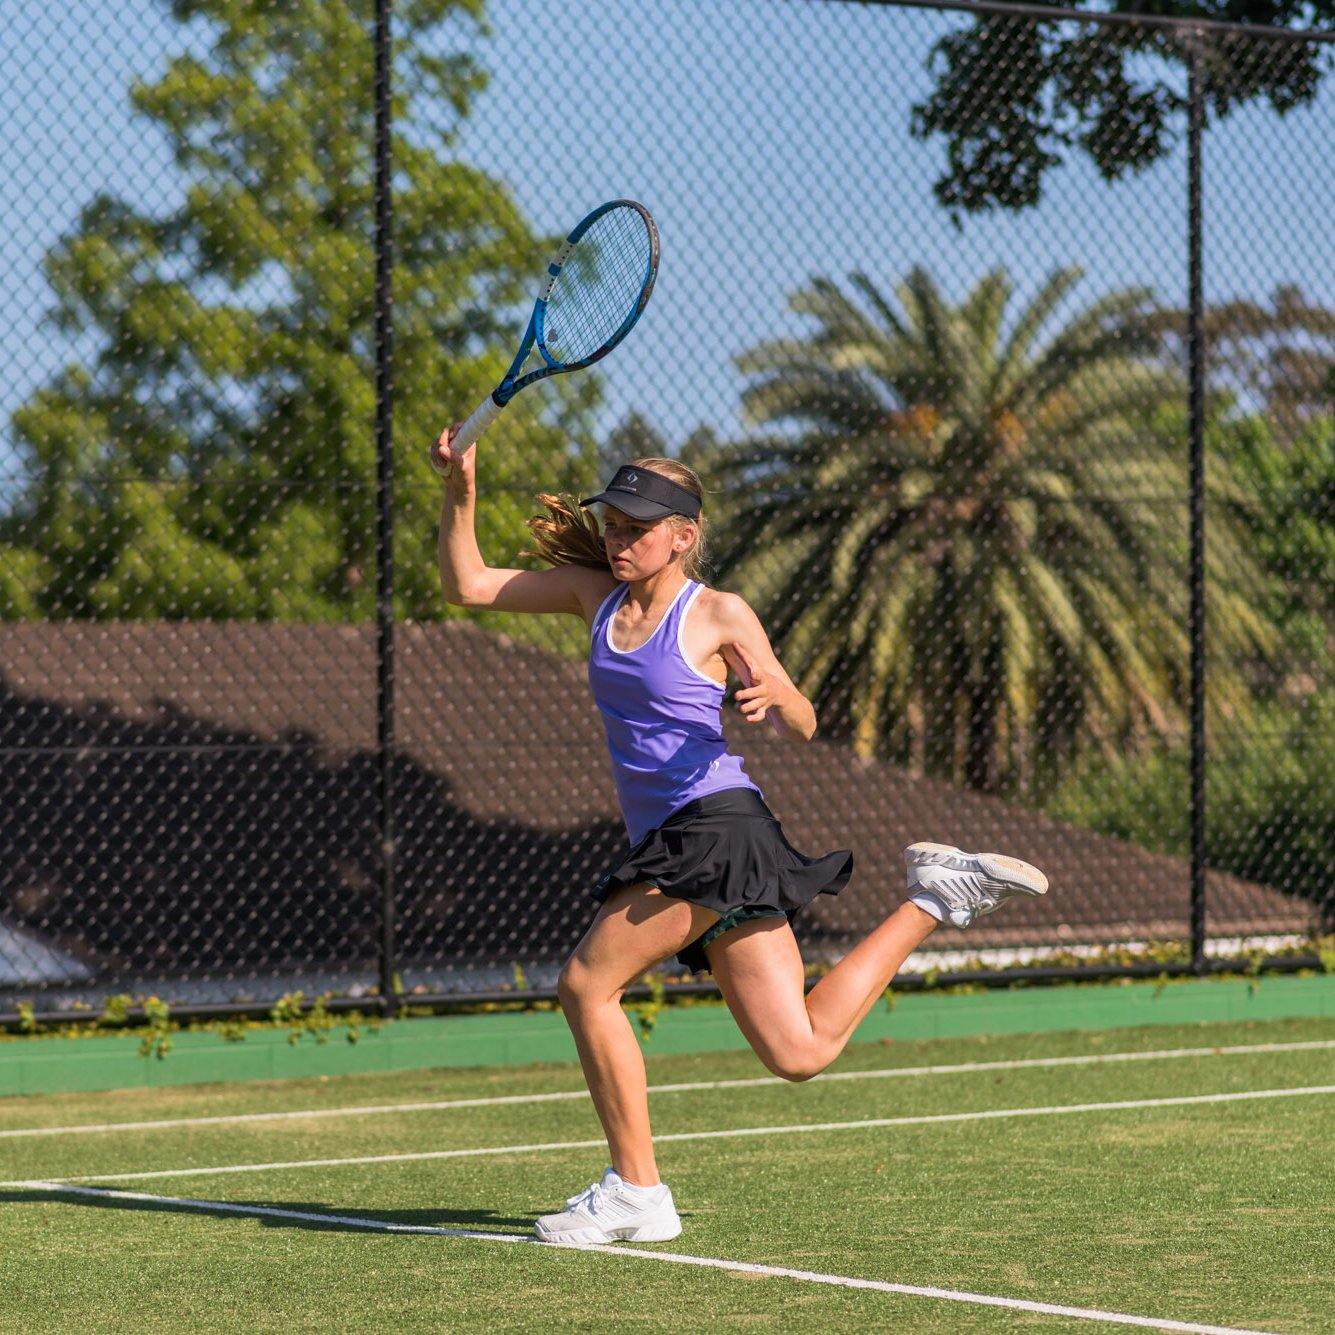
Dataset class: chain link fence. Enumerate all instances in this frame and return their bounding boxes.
[1,0,1330,1018]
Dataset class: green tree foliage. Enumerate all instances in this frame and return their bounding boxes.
[1041,404,1331,912]
[1216,412,1334,669]
[1149,286,1335,444]
[0,0,600,628]
[910,4,1333,216]
[697,266,1276,793]
[1044,693,1333,920]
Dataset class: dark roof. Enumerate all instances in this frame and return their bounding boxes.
[0,622,1311,983]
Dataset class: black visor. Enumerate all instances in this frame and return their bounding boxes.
[580,465,701,520]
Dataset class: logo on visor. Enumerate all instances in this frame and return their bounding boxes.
[625,471,638,485]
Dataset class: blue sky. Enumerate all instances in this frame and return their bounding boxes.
[1,0,1330,488]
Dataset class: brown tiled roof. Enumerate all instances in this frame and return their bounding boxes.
[0,622,1312,983]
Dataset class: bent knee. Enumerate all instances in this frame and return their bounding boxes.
[556,957,621,1010]
[763,1049,828,1083]
[555,959,585,1008]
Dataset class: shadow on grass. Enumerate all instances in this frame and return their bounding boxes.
[1,1186,535,1235]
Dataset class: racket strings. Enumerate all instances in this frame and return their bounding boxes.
[543,207,654,365]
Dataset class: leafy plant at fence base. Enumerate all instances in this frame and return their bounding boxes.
[270,991,366,1046]
[138,995,174,1059]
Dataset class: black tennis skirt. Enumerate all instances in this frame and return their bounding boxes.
[591,786,854,975]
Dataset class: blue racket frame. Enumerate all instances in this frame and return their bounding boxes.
[493,198,659,406]
[439,199,659,464]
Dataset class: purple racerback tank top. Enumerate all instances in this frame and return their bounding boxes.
[588,578,763,846]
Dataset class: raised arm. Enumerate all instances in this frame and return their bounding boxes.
[433,426,612,617]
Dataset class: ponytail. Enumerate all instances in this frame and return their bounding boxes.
[522,457,710,580]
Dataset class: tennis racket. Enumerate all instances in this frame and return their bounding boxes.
[434,199,659,475]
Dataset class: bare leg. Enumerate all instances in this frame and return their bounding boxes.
[805,902,938,1052]
[706,902,937,1082]
[557,883,717,1186]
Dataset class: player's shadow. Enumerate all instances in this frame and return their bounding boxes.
[0,1186,536,1235]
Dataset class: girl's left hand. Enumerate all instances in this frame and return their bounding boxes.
[731,644,795,725]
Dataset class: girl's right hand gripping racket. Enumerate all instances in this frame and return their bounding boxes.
[434,199,659,475]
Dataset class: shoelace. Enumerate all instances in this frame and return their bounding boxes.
[565,1180,605,1213]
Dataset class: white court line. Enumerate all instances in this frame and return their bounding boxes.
[5,1037,1333,1140]
[8,1083,1333,1189]
[18,1181,1274,1335]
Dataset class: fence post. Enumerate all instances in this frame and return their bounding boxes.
[1186,30,1208,975]
[373,0,400,1016]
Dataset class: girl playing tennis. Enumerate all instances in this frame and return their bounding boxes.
[433,427,1048,1246]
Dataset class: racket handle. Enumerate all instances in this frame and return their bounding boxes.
[435,394,504,477]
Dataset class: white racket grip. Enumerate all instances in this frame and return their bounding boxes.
[433,394,504,478]
[451,394,504,455]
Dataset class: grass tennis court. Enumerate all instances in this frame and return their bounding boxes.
[4,1015,1333,1333]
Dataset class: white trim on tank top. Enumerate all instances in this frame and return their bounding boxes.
[677,583,726,690]
[604,578,693,656]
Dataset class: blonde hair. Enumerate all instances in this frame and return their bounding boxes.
[521,457,710,581]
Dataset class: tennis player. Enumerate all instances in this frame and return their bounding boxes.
[433,427,1049,1246]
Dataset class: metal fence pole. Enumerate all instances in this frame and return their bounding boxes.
[1186,32,1208,975]
[373,0,400,1016]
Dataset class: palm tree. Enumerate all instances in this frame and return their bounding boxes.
[699,266,1274,794]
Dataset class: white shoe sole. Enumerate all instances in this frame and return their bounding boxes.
[533,1217,683,1246]
[905,842,1049,896]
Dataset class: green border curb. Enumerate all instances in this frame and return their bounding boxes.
[3,974,1333,1098]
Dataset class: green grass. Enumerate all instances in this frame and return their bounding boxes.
[2,1016,1333,1332]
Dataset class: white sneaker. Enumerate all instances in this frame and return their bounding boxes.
[533,1167,682,1245]
[905,842,1048,928]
